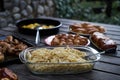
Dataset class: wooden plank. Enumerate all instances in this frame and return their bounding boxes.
[80,70,120,80]
[7,64,91,80]
[99,55,120,65]
[41,17,120,29]
[7,64,120,80]
[106,50,120,57]
[117,46,120,50]
[106,31,120,37]
[114,40,120,45]
[0,30,13,35]
[94,62,120,75]
[60,20,120,29]
[105,28,120,32]
[106,34,120,40]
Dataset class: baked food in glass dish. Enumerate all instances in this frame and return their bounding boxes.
[69,22,105,36]
[45,33,90,46]
[19,46,100,74]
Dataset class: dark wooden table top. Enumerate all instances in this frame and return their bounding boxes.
[0,17,120,80]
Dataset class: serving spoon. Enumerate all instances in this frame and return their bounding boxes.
[35,27,42,45]
[84,51,105,61]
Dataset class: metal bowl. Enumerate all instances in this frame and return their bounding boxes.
[16,18,62,36]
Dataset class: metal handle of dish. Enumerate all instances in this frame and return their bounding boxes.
[35,29,40,45]
[85,51,105,61]
[19,50,26,63]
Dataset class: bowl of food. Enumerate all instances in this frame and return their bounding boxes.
[16,18,62,36]
[19,46,100,74]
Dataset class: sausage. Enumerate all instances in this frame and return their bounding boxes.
[51,34,88,46]
[0,52,4,62]
[0,35,28,56]
[0,68,18,80]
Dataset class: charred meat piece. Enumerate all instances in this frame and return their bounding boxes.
[0,52,4,62]
[0,68,18,80]
[70,23,105,34]
[51,34,88,46]
[0,35,28,56]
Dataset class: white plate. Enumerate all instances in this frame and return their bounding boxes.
[45,34,90,46]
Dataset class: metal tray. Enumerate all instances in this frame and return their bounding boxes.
[0,34,33,67]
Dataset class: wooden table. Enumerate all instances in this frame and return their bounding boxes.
[0,17,120,80]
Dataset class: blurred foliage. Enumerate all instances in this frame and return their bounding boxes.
[54,0,120,25]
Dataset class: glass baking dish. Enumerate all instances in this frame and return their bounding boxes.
[19,46,100,74]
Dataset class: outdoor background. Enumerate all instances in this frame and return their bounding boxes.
[0,0,120,28]
[54,0,120,25]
